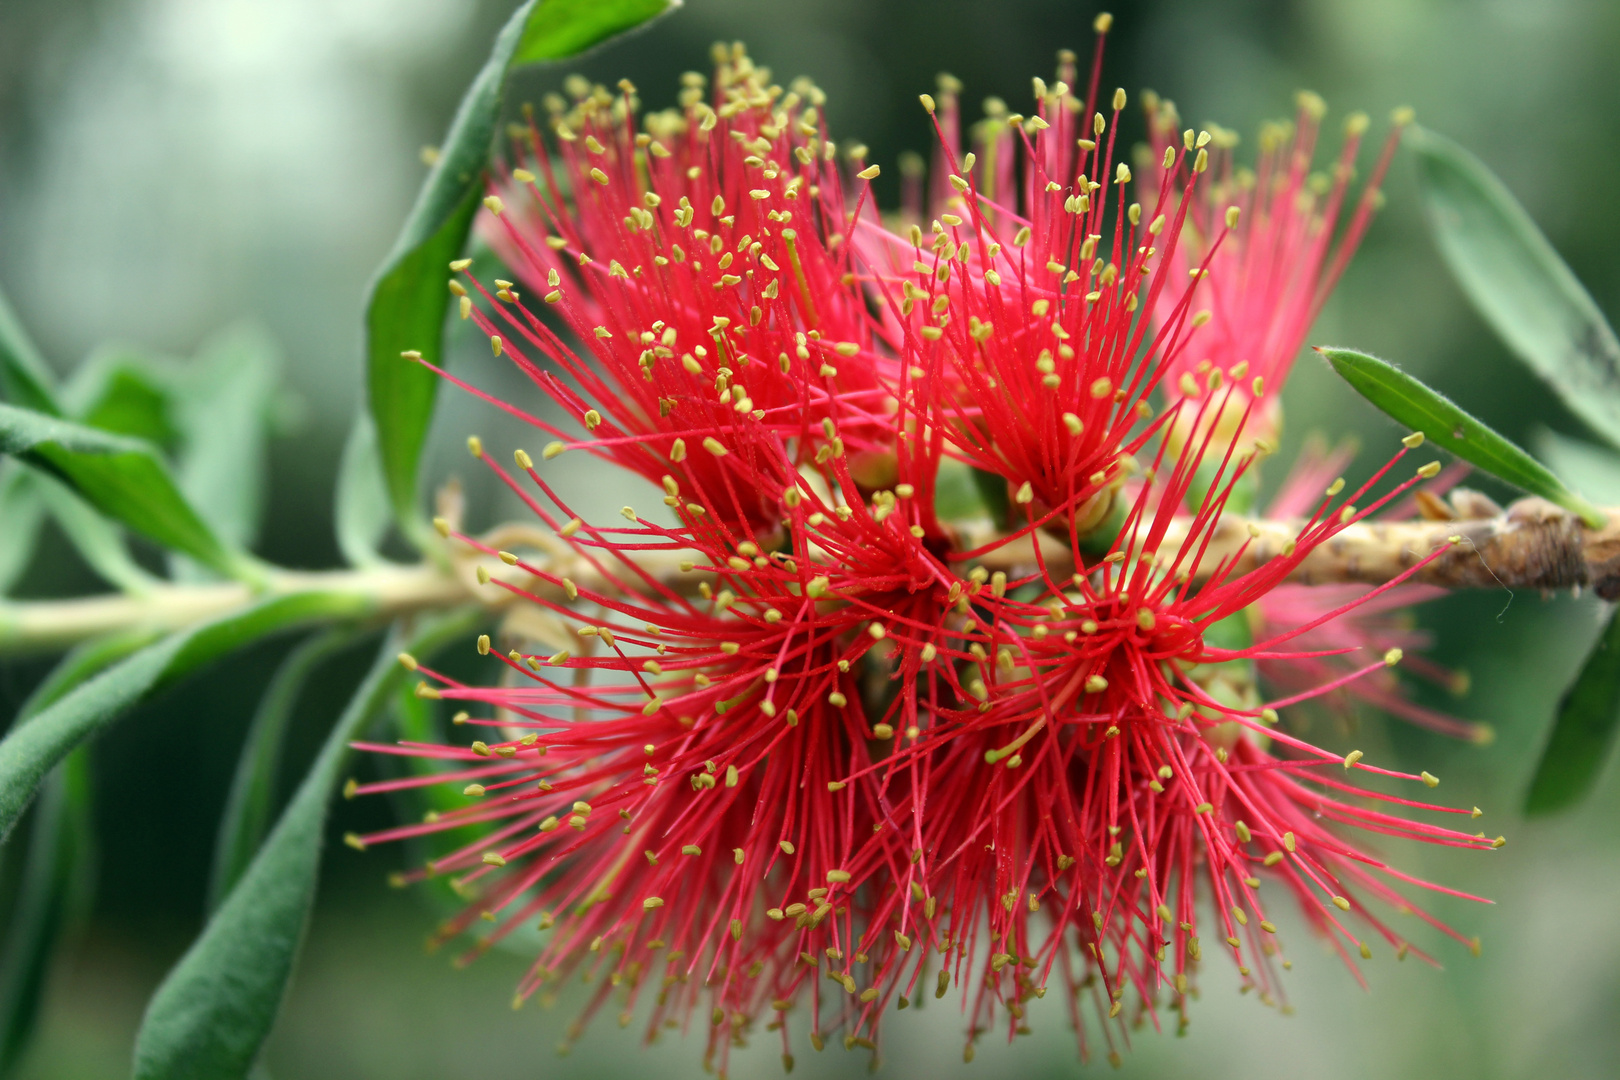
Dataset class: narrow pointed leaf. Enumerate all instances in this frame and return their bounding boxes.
[513,0,681,63]
[0,754,92,1074]
[0,632,150,1072]
[0,590,376,844]
[132,610,481,1080]
[1409,126,1620,450]
[70,357,180,448]
[172,325,282,554]
[208,626,365,910]
[0,402,256,582]
[1525,606,1620,815]
[0,287,59,416]
[366,0,679,546]
[32,468,158,594]
[334,411,392,568]
[0,464,44,596]
[1319,347,1606,527]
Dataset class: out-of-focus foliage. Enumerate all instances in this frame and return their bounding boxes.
[1,2,1619,1080]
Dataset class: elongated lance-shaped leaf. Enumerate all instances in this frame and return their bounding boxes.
[1319,347,1607,527]
[32,468,159,594]
[0,590,378,845]
[0,754,92,1074]
[1409,127,1620,450]
[0,402,258,582]
[132,609,482,1080]
[0,630,154,1073]
[171,326,282,564]
[0,286,59,416]
[0,463,44,596]
[208,626,367,911]
[1525,606,1620,815]
[334,411,392,569]
[365,0,679,548]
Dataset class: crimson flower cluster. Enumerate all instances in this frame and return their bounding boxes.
[353,32,1497,1071]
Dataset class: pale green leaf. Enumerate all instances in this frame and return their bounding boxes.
[0,464,44,596]
[0,402,255,582]
[1410,127,1620,449]
[334,411,393,569]
[0,287,59,416]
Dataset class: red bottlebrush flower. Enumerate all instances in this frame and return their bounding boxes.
[356,36,1499,1071]
[854,50,1223,537]
[841,400,1494,1062]
[1148,93,1409,448]
[1252,440,1488,742]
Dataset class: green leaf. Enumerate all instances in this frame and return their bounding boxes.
[513,0,681,64]
[32,468,159,594]
[1319,347,1606,527]
[132,610,481,1080]
[207,626,365,911]
[0,752,92,1074]
[0,630,154,1072]
[171,326,282,555]
[0,401,255,582]
[1409,127,1620,450]
[334,411,393,569]
[0,590,377,844]
[72,360,180,448]
[0,286,59,416]
[0,464,45,596]
[365,0,679,547]
[1524,605,1620,815]
[1533,428,1620,507]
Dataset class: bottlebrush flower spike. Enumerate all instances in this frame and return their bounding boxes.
[1147,93,1411,447]
[855,46,1226,542]
[1252,439,1489,742]
[357,31,1499,1071]
[867,405,1496,1060]
[437,43,898,540]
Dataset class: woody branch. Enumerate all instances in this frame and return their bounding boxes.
[2,497,1616,654]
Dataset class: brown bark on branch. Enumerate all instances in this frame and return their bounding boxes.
[3,499,1617,655]
[981,497,1620,597]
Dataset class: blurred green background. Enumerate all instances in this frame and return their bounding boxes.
[3,0,1620,1077]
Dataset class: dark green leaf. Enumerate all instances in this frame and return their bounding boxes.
[0,631,154,1072]
[334,411,393,569]
[1525,605,1620,815]
[32,468,158,594]
[0,464,44,596]
[1409,127,1620,450]
[0,752,92,1074]
[0,287,59,417]
[172,326,282,555]
[74,362,180,448]
[0,401,256,582]
[1319,347,1606,527]
[208,626,365,911]
[0,590,377,844]
[365,0,678,547]
[513,0,680,64]
[132,610,481,1080]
